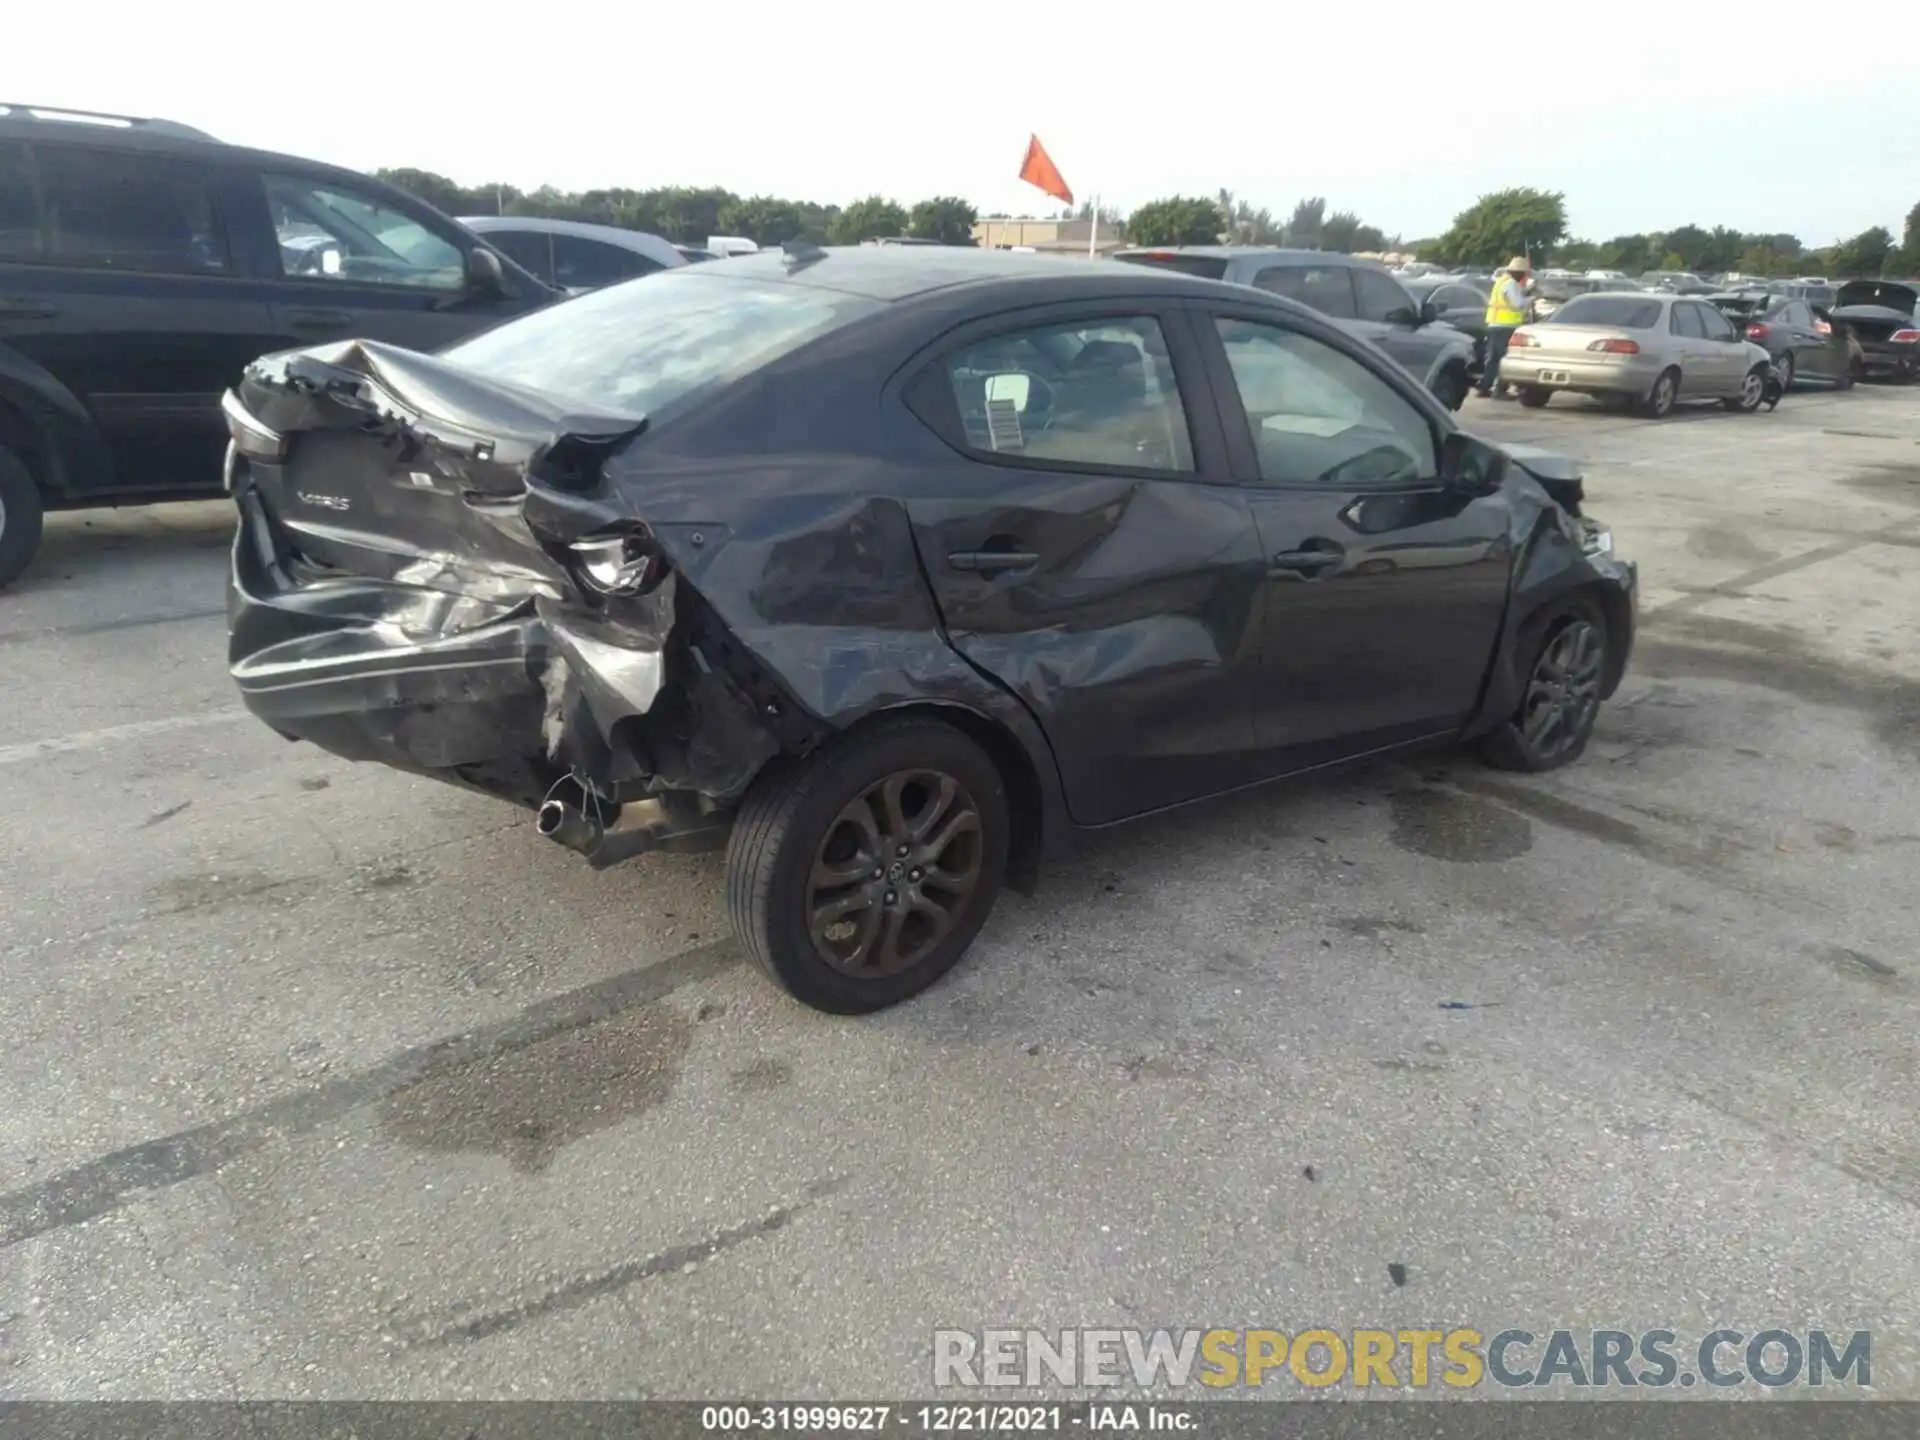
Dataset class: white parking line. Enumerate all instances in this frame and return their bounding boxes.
[0,711,250,767]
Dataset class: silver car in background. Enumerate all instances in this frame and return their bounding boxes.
[1505,292,1774,417]
[459,216,685,294]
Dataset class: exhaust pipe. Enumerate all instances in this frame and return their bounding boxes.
[537,797,606,855]
[536,792,735,870]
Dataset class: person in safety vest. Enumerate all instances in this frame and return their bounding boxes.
[1477,255,1533,399]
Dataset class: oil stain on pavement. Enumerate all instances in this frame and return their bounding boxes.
[1387,787,1533,862]
[382,1004,695,1172]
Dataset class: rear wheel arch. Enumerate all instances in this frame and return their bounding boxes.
[0,392,55,495]
[852,701,1046,895]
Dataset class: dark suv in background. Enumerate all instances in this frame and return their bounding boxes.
[1113,247,1477,411]
[0,103,556,588]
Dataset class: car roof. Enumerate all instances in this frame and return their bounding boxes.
[1112,246,1380,269]
[0,103,406,195]
[460,215,685,265]
[692,245,1238,303]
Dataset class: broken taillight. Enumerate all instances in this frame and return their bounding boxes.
[221,389,284,460]
[1814,319,1832,336]
[1745,323,1771,341]
[1509,332,1538,348]
[1892,328,1920,344]
[569,531,663,597]
[1587,338,1640,355]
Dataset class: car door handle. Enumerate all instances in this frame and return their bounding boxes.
[948,548,1039,575]
[285,309,353,332]
[0,297,57,319]
[1269,548,1343,576]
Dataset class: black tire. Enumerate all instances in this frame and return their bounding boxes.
[1641,368,1680,418]
[1515,386,1551,409]
[1775,351,1795,389]
[1478,596,1609,774]
[725,716,1010,1013]
[1723,366,1766,412]
[1430,365,1469,412]
[0,444,46,592]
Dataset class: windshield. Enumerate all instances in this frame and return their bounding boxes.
[443,270,876,417]
[1116,253,1231,280]
[1549,296,1664,328]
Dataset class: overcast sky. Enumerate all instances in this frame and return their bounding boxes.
[10,3,1917,246]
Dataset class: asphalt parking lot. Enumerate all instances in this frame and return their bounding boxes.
[3,381,1918,1400]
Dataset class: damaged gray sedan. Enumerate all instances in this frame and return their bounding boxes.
[224,246,1637,1012]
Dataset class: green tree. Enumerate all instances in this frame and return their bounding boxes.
[1823,225,1894,279]
[1321,210,1361,252]
[1285,196,1326,248]
[1124,196,1222,247]
[1657,224,1712,270]
[1431,188,1568,267]
[1215,190,1277,246]
[907,196,979,245]
[373,168,468,215]
[830,195,909,244]
[1555,238,1599,269]
[1893,201,1920,275]
[718,195,806,246]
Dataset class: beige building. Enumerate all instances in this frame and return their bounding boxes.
[970,217,1128,255]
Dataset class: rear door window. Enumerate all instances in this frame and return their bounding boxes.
[482,228,554,283]
[31,144,229,274]
[1696,304,1737,341]
[1254,264,1357,319]
[1352,269,1414,322]
[552,233,658,289]
[0,141,37,260]
[1670,304,1705,338]
[939,314,1194,474]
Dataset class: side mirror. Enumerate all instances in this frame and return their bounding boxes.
[466,245,508,299]
[1419,299,1444,325]
[1384,306,1421,327]
[1439,431,1505,493]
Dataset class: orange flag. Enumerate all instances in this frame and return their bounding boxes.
[1018,135,1074,207]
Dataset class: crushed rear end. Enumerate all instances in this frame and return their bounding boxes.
[224,340,801,866]
[1829,281,1920,379]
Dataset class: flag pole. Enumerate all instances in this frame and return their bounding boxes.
[1088,194,1098,258]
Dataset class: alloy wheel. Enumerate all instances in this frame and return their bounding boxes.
[1739,371,1764,410]
[1650,373,1677,415]
[1521,621,1604,762]
[807,768,983,977]
[1777,352,1794,388]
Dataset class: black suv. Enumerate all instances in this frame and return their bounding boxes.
[0,104,556,588]
[1113,248,1477,411]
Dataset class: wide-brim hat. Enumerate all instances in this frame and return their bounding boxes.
[1507,255,1532,272]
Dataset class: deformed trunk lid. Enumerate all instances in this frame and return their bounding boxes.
[237,340,647,600]
[1833,280,1917,317]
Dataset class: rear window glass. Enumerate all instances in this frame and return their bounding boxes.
[1549,296,1663,328]
[1116,253,1230,280]
[442,269,875,417]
